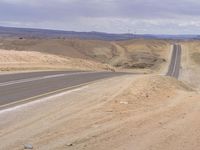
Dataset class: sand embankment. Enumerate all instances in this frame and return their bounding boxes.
[1,75,199,150]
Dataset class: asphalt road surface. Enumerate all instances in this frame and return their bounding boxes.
[166,44,182,78]
[0,44,181,109]
[0,71,129,109]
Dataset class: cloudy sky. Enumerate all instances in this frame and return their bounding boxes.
[0,0,200,34]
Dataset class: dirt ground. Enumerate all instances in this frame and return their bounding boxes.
[0,74,200,150]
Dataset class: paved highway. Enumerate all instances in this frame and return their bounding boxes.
[0,71,129,109]
[0,44,182,109]
[166,44,182,78]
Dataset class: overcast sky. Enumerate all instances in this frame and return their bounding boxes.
[0,0,200,34]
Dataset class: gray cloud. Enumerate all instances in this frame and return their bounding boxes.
[0,0,200,34]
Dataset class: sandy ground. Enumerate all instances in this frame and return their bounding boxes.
[0,49,114,71]
[1,74,200,150]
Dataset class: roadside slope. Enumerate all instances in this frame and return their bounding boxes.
[0,49,114,71]
[1,75,199,150]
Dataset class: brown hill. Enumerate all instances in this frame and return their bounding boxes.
[0,38,171,72]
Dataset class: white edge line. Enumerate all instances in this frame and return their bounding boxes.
[0,86,87,115]
[0,71,95,87]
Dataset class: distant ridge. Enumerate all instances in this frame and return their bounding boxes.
[0,26,199,40]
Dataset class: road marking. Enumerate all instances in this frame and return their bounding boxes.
[0,87,86,114]
[0,77,106,111]
[0,71,95,87]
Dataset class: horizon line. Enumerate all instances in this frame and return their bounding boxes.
[1,25,200,36]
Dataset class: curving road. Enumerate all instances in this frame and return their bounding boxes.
[166,44,182,78]
[0,44,182,109]
[0,71,130,109]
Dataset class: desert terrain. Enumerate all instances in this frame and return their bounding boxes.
[1,38,200,150]
[0,38,171,73]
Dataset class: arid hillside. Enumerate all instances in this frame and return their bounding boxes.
[0,38,171,72]
[116,39,171,71]
[0,49,113,71]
